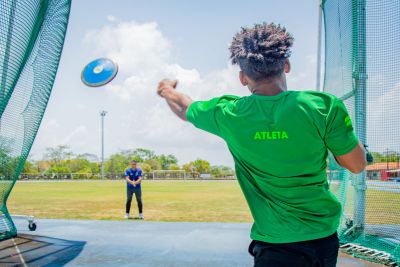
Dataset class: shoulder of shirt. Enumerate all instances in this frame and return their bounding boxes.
[289,90,340,104]
[287,91,344,119]
[212,94,242,104]
[294,90,339,98]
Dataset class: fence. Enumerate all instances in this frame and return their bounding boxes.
[18,172,237,181]
[322,0,400,265]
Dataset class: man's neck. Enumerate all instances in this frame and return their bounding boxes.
[249,76,287,96]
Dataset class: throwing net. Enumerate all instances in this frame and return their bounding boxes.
[0,0,71,240]
[322,0,400,265]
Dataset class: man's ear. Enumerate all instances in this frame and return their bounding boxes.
[284,59,291,73]
[239,71,248,86]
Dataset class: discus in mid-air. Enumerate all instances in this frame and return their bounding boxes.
[81,57,118,87]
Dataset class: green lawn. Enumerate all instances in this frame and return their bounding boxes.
[7,180,400,224]
[330,182,400,225]
[8,180,252,222]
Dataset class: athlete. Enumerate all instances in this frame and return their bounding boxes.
[125,160,144,220]
[156,23,366,266]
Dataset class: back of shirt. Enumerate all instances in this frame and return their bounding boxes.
[186,90,359,243]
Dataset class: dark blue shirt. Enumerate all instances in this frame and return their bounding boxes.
[125,168,142,189]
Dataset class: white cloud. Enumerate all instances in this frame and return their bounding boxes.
[33,20,321,167]
[106,15,116,22]
[81,20,240,166]
[85,21,170,77]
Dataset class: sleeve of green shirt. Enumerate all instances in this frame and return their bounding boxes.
[186,95,238,137]
[324,97,359,156]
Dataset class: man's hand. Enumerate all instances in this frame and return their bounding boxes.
[156,79,193,121]
[157,79,178,97]
[126,177,136,187]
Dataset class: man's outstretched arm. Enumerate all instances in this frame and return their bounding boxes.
[157,79,193,121]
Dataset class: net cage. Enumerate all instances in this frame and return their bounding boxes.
[0,0,71,240]
[322,0,400,265]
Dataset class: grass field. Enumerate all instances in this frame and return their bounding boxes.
[8,180,252,222]
[7,180,400,224]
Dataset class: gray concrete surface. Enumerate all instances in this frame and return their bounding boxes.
[0,219,386,266]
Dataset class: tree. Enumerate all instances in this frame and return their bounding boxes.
[44,145,73,165]
[22,160,39,174]
[120,149,142,162]
[168,164,181,170]
[193,159,211,174]
[138,162,152,173]
[0,143,20,179]
[105,153,129,177]
[182,162,194,173]
[144,159,161,171]
[157,154,178,169]
[182,162,198,178]
[89,162,101,174]
[211,165,234,177]
[183,159,211,174]
[64,157,91,173]
[131,148,156,162]
[369,152,384,163]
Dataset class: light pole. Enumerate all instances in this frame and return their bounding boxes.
[100,110,107,179]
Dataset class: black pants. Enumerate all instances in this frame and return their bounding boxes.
[249,232,339,267]
[126,186,143,214]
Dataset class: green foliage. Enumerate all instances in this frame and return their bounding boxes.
[367,151,400,164]
[105,153,129,177]
[182,162,195,173]
[22,159,39,174]
[138,162,152,173]
[157,154,178,169]
[0,148,20,180]
[144,159,162,171]
[211,165,235,177]
[46,164,70,174]
[24,146,231,179]
[64,158,91,173]
[168,164,181,170]
[193,159,211,174]
[183,159,211,174]
[122,148,156,162]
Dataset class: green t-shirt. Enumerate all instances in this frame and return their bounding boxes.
[186,90,359,243]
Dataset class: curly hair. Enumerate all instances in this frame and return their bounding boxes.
[229,23,294,81]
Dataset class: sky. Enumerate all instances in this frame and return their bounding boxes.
[30,0,321,167]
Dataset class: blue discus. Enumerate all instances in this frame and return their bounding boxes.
[81,58,118,87]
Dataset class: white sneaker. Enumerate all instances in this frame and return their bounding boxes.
[138,213,144,220]
[125,213,130,219]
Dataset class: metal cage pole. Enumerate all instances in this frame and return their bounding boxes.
[353,0,367,237]
[316,0,323,91]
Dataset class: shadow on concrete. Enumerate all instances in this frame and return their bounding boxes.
[0,234,85,266]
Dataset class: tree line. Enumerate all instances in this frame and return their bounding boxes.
[22,145,235,179]
[19,146,400,180]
